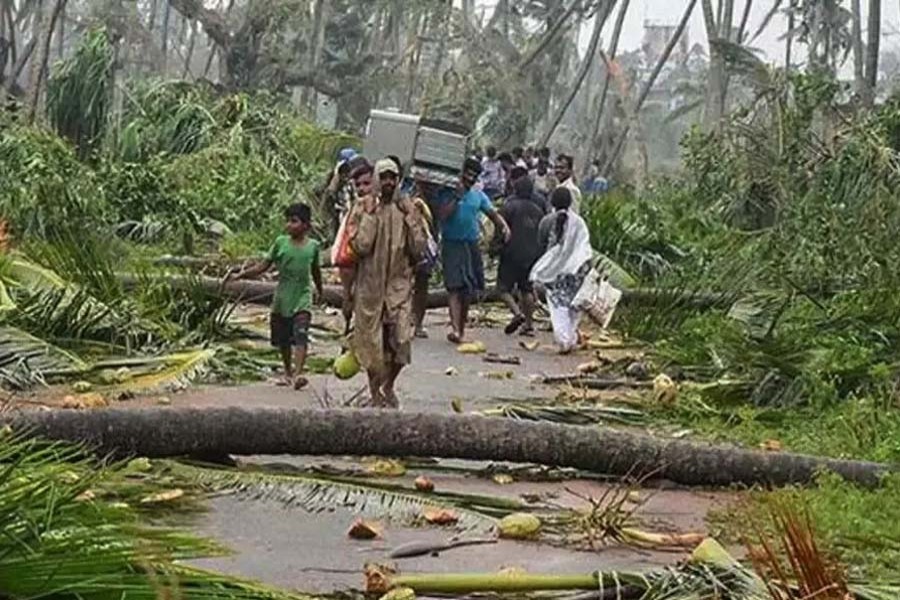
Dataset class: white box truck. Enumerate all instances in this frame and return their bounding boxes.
[362,109,469,187]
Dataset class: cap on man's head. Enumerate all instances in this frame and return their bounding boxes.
[338,147,358,163]
[375,158,400,177]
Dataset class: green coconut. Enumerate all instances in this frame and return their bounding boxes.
[497,513,542,539]
[333,350,360,380]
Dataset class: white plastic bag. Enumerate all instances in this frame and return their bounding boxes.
[573,268,622,329]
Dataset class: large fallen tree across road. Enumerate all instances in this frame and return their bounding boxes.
[8,407,893,488]
[120,275,729,311]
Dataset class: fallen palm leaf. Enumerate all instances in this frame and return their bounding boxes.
[619,527,705,549]
[0,326,87,389]
[140,488,185,504]
[458,341,487,355]
[367,459,407,477]
[483,353,521,365]
[62,393,107,409]
[480,371,513,380]
[165,462,500,529]
[480,404,645,427]
[111,348,218,394]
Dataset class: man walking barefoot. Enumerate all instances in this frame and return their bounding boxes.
[438,158,510,344]
[349,159,427,408]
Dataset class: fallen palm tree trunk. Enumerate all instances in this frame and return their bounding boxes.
[8,407,893,488]
[119,274,729,311]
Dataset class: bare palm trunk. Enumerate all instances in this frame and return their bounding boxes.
[161,0,171,72]
[702,0,733,128]
[148,0,158,31]
[403,13,425,112]
[10,407,892,488]
[182,18,197,78]
[586,0,630,176]
[2,36,35,98]
[517,0,579,72]
[785,0,794,69]
[737,0,753,42]
[603,0,698,174]
[851,0,865,99]
[201,0,234,79]
[55,1,63,58]
[540,0,615,146]
[28,0,67,124]
[4,0,16,69]
[864,0,881,106]
[303,0,330,111]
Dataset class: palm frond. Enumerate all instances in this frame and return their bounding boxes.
[112,348,218,394]
[0,432,313,600]
[480,404,646,427]
[664,98,704,124]
[168,462,502,531]
[0,325,87,389]
[0,278,14,313]
[711,39,772,90]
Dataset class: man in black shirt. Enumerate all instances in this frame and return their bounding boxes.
[497,176,545,336]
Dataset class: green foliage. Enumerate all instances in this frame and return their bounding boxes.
[0,125,107,238]
[607,72,900,407]
[653,390,900,464]
[0,432,313,600]
[47,28,114,160]
[5,29,356,249]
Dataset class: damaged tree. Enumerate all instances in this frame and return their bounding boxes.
[9,407,893,488]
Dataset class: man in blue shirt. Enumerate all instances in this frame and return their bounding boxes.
[437,158,511,344]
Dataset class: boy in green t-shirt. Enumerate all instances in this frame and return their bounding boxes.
[230,203,323,389]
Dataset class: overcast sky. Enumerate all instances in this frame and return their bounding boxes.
[473,1,900,71]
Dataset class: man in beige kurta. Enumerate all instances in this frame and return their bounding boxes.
[349,158,427,408]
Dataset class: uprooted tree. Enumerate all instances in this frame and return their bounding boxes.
[9,407,893,488]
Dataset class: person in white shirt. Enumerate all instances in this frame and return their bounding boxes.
[554,153,583,214]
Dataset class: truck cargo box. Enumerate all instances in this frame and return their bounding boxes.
[363,110,468,186]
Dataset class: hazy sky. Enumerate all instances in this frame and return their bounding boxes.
[473,1,900,71]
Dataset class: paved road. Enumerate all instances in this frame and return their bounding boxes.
[158,308,730,594]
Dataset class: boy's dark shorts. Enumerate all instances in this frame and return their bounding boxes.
[270,311,311,349]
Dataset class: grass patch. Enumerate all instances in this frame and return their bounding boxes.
[650,392,900,463]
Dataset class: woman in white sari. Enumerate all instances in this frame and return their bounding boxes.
[531,187,593,353]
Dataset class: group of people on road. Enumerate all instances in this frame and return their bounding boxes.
[230,145,600,408]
